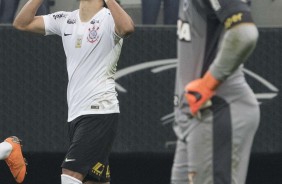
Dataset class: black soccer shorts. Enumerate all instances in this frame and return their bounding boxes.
[61,113,119,182]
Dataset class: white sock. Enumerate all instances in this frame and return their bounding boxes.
[61,174,82,184]
[0,141,12,160]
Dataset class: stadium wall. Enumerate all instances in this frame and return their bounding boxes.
[0,26,281,184]
[16,0,282,27]
[0,26,281,154]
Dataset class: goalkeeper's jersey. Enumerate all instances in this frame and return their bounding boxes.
[43,8,122,122]
[174,0,254,138]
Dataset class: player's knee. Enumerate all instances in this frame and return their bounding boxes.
[170,172,196,184]
[188,172,196,184]
[84,182,109,184]
[61,174,82,184]
[62,168,85,180]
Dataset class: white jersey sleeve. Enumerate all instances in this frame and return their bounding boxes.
[43,11,70,36]
[106,11,122,43]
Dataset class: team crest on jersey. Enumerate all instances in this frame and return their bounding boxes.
[87,21,100,43]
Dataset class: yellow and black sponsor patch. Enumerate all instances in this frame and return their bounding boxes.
[91,162,111,179]
[224,11,253,29]
[92,162,105,176]
[106,165,111,178]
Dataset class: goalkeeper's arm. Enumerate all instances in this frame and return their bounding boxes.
[185,23,259,116]
[209,23,259,82]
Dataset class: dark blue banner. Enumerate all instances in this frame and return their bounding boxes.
[0,26,281,153]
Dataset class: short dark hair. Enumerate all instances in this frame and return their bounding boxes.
[104,0,121,8]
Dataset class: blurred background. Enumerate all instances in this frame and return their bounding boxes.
[13,0,282,26]
[0,0,282,184]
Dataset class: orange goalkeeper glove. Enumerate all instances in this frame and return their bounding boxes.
[184,72,220,116]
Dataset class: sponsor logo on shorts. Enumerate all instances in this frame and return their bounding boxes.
[106,165,110,178]
[92,162,105,176]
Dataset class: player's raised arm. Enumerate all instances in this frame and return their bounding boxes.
[13,0,45,34]
[104,0,135,37]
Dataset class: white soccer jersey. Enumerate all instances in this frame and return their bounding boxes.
[43,8,123,122]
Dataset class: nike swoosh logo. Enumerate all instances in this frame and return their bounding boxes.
[64,33,72,36]
[65,158,76,162]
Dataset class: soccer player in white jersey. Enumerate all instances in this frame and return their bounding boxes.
[0,136,26,183]
[13,0,134,184]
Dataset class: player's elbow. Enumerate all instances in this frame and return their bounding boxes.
[228,23,259,56]
[244,24,259,49]
[237,23,259,50]
[13,20,27,31]
[123,25,135,37]
[117,22,135,37]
